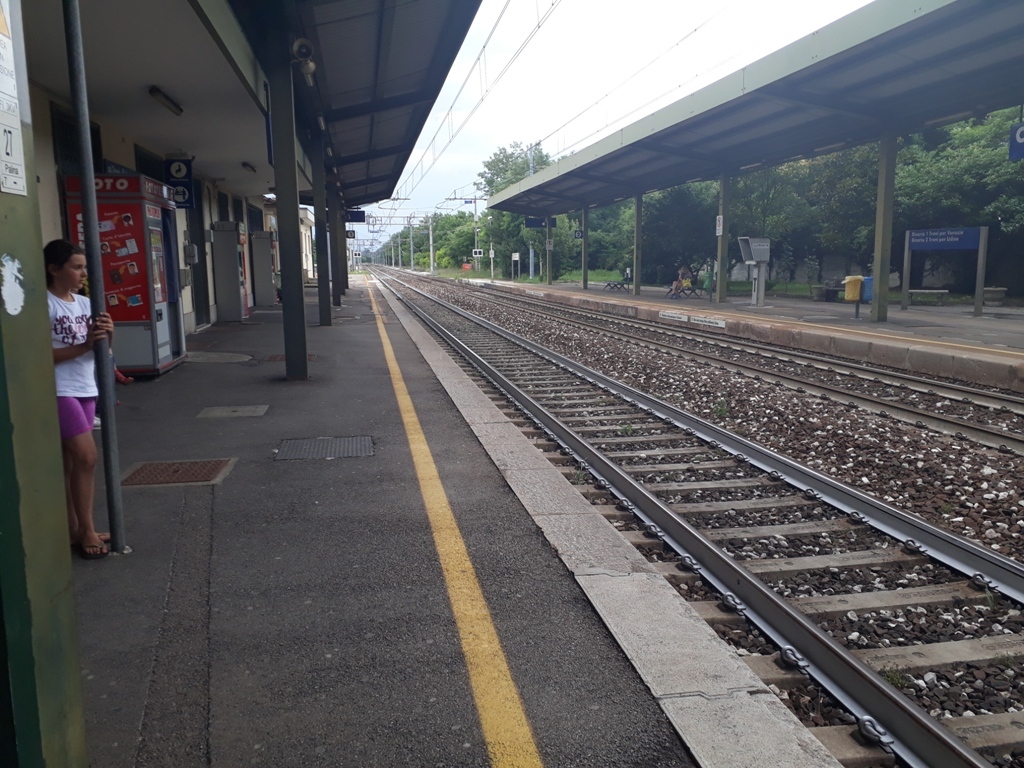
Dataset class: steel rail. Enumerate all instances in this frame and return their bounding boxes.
[380,274,1009,768]
[382,276,991,768]
[470,280,1024,413]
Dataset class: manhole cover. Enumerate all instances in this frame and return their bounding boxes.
[264,354,318,362]
[122,459,234,486]
[275,436,373,460]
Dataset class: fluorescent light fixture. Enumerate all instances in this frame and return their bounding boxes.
[148,86,183,116]
[813,142,846,153]
[925,111,972,126]
[740,162,763,171]
[241,162,257,174]
[326,146,333,158]
[316,115,326,132]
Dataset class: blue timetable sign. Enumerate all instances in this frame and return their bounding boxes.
[908,227,980,250]
[1011,122,1024,161]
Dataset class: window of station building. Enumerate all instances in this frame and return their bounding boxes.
[232,196,244,224]
[134,146,165,183]
[217,191,230,222]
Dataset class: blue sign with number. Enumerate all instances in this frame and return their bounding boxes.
[908,227,980,250]
[1011,123,1024,161]
[164,159,194,208]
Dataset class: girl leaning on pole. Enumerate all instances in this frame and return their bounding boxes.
[45,239,113,559]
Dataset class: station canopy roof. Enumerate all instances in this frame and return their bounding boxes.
[282,0,482,207]
[25,0,480,203]
[488,0,1024,217]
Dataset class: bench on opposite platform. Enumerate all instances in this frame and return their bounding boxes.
[604,281,629,291]
[908,289,949,305]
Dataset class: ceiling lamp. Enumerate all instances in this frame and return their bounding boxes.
[148,86,183,116]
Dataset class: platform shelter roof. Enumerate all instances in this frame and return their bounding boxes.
[487,0,1024,216]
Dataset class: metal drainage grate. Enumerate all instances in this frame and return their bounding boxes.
[275,436,374,460]
[264,353,318,362]
[122,459,233,486]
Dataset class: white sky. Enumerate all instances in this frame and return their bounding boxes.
[361,0,875,247]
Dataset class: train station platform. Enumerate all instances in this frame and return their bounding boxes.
[485,280,1024,393]
[73,277,720,768]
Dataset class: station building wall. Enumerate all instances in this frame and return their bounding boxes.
[26,82,262,336]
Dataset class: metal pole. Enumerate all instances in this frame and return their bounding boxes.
[409,217,414,271]
[582,207,589,290]
[871,131,897,323]
[715,173,731,304]
[429,215,435,274]
[330,190,344,304]
[62,0,125,552]
[974,226,988,317]
[545,217,552,285]
[529,144,535,278]
[633,194,642,296]
[489,241,494,280]
[313,140,330,325]
[901,231,911,310]
[269,25,308,379]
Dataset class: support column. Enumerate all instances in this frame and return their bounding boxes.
[974,226,989,317]
[900,231,911,310]
[545,217,552,285]
[2,2,88,764]
[329,190,344,304]
[313,141,330,326]
[633,194,642,295]
[715,173,731,304]
[581,207,589,290]
[269,29,308,378]
[871,131,897,323]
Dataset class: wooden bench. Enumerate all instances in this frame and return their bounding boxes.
[908,289,949,305]
[604,281,628,291]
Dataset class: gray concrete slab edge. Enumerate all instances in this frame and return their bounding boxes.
[378,281,843,768]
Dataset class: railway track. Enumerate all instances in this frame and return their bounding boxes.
[438,277,1024,455]
[379,272,1024,768]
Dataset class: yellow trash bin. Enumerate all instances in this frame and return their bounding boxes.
[842,275,864,301]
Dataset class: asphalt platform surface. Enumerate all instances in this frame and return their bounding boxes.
[73,278,696,768]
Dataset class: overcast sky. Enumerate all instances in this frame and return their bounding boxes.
[361,0,875,247]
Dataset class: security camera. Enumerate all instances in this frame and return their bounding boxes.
[292,38,314,61]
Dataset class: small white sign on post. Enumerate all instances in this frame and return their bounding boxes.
[715,215,723,237]
[511,252,520,261]
[545,239,553,250]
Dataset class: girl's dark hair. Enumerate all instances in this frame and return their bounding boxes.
[43,239,84,285]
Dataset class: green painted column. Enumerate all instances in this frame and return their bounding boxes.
[1,2,88,765]
[581,207,589,290]
[312,141,330,326]
[633,194,642,295]
[871,131,897,323]
[715,173,731,304]
[268,23,308,379]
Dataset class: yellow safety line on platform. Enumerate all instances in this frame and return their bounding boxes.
[369,286,543,768]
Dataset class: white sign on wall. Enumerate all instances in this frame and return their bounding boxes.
[0,0,27,196]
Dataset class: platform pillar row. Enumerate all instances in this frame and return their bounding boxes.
[581,206,589,290]
[633,194,642,295]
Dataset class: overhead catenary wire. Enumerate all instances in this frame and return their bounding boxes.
[393,0,565,203]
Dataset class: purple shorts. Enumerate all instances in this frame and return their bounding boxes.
[56,396,97,441]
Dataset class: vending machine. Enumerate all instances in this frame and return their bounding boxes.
[65,174,185,375]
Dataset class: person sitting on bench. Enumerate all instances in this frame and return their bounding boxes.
[667,279,682,298]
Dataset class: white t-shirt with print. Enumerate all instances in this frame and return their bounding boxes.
[48,292,98,398]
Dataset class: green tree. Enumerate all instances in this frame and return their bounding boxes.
[476,142,552,197]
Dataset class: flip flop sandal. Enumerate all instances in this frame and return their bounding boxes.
[75,542,109,560]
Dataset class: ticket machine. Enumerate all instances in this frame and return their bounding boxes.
[65,174,185,375]
[210,221,249,321]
